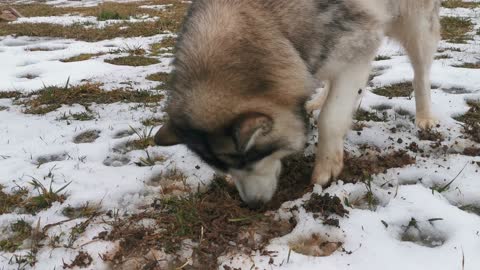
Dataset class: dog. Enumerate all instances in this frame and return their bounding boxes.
[154,0,441,207]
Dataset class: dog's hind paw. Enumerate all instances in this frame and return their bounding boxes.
[416,116,439,130]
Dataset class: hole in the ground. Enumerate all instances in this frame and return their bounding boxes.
[397,218,446,248]
[73,130,101,144]
[289,234,343,257]
[34,152,68,165]
[103,154,130,167]
[113,129,135,139]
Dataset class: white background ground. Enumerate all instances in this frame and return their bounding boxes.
[1,1,480,269]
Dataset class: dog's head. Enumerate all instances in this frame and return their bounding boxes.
[155,98,308,207]
[154,1,313,207]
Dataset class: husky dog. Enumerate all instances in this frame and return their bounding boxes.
[155,0,440,207]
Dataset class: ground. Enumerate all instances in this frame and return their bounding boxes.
[0,0,480,269]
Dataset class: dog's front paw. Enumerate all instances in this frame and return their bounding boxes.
[311,148,344,186]
[416,116,438,130]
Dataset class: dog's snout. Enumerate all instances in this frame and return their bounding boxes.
[245,200,263,210]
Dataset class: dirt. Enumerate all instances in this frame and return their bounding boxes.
[104,177,296,269]
[418,129,444,142]
[304,193,348,218]
[101,148,415,269]
[265,154,316,210]
[455,101,480,143]
[463,147,480,157]
[339,150,416,182]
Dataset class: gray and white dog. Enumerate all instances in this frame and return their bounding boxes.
[155,0,441,207]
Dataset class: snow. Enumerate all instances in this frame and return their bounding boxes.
[1,1,480,270]
[0,34,175,92]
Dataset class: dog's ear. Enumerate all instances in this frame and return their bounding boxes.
[233,113,273,153]
[154,121,181,146]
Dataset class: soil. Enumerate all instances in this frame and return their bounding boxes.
[339,150,416,182]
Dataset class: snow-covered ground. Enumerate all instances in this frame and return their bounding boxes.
[1,1,480,270]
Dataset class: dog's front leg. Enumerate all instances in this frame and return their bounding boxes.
[312,62,371,186]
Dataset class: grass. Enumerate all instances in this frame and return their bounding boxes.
[23,179,71,214]
[442,0,480,8]
[21,82,163,115]
[57,111,96,121]
[434,54,451,60]
[126,126,156,150]
[97,10,129,21]
[141,116,164,126]
[0,220,32,252]
[135,150,166,167]
[63,203,100,218]
[105,55,160,66]
[453,62,480,69]
[355,108,386,122]
[0,185,29,214]
[8,1,181,18]
[60,53,104,63]
[372,82,413,98]
[0,2,189,42]
[454,100,480,142]
[441,17,474,43]
[150,36,177,55]
[0,91,22,100]
[374,55,392,61]
[145,72,170,83]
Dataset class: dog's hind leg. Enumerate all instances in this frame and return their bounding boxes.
[388,11,440,129]
[311,61,372,186]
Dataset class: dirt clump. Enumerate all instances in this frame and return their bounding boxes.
[339,150,416,182]
[304,193,348,217]
[63,251,93,269]
[463,147,480,156]
[455,101,480,143]
[418,129,444,142]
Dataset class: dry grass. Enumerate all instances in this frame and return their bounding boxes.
[453,62,480,69]
[442,0,480,9]
[372,82,413,98]
[21,83,163,114]
[150,36,177,55]
[60,53,104,63]
[105,55,160,66]
[441,17,474,43]
[0,185,29,215]
[9,1,179,18]
[145,71,170,84]
[0,91,22,100]
[62,203,101,219]
[125,127,156,150]
[0,1,189,42]
[0,220,32,252]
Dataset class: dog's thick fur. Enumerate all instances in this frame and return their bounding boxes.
[155,0,441,206]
